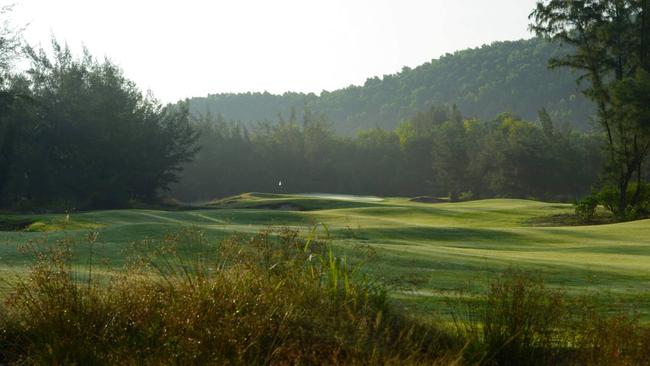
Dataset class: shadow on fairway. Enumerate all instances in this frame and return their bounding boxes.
[332,226,524,245]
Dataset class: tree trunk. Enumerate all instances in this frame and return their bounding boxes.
[617,167,635,219]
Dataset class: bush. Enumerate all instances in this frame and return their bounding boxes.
[596,183,650,220]
[459,191,475,202]
[596,185,620,214]
[574,195,599,223]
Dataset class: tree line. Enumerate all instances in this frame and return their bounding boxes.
[177,0,650,221]
[0,18,198,210]
[171,105,604,203]
[2,1,649,221]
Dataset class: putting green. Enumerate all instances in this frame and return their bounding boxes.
[1,193,649,319]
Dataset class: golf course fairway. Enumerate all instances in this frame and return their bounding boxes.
[1,193,649,319]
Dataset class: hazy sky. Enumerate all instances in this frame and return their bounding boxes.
[11,0,538,103]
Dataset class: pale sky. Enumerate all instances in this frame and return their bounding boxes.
[10,0,538,103]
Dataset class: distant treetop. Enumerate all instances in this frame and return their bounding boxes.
[187,38,595,134]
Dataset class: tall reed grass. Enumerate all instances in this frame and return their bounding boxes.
[0,227,647,365]
[456,271,650,366]
[0,227,460,365]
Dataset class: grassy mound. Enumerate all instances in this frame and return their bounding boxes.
[208,192,381,211]
[0,214,103,233]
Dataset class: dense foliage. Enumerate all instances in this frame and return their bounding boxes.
[0,41,198,210]
[187,38,596,134]
[172,106,604,202]
[2,5,646,217]
[531,0,650,219]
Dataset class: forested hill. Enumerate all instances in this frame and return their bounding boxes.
[187,38,595,133]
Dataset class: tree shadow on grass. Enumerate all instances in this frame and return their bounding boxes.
[332,226,525,246]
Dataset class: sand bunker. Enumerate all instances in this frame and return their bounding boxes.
[297,193,384,202]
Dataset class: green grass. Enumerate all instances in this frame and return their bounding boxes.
[1,193,649,319]
[0,228,467,365]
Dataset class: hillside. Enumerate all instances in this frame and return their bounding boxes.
[187,38,596,134]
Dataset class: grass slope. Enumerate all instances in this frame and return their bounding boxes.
[1,193,649,318]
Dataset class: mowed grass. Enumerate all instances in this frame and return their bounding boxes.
[1,192,649,319]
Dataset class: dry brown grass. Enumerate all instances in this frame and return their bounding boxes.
[0,228,460,365]
[456,271,650,366]
[0,228,648,365]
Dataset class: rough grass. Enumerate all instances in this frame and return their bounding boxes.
[0,194,649,320]
[0,228,648,365]
[0,228,461,365]
[457,270,650,366]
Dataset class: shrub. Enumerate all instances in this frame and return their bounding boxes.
[574,195,599,223]
[596,183,650,220]
[596,185,619,214]
[459,191,475,202]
